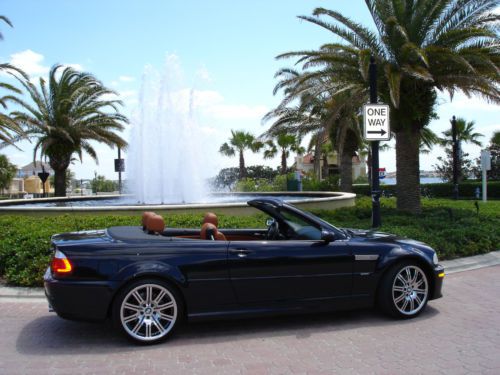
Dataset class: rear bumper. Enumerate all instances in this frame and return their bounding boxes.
[429,264,445,300]
[44,267,118,321]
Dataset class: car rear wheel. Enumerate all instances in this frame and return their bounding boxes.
[113,279,181,344]
[379,262,429,319]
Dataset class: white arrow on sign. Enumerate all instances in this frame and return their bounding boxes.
[364,104,390,141]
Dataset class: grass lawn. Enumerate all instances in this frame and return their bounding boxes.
[0,197,498,287]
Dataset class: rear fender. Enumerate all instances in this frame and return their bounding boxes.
[113,261,186,287]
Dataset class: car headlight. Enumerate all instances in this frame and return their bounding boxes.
[433,253,439,265]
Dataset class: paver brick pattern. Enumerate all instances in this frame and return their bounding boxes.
[0,266,499,375]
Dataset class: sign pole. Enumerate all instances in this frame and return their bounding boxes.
[369,56,381,228]
[118,147,122,195]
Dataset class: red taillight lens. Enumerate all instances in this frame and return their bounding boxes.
[51,250,73,275]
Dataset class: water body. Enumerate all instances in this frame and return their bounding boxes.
[381,177,444,185]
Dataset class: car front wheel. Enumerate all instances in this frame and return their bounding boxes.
[379,262,429,318]
[113,279,181,344]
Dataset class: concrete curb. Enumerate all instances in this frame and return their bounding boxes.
[1,250,499,301]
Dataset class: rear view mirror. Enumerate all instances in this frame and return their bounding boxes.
[321,230,335,243]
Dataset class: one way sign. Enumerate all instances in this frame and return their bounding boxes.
[363,104,390,141]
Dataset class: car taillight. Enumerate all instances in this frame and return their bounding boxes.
[51,250,73,276]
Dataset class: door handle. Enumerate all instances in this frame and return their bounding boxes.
[229,248,252,258]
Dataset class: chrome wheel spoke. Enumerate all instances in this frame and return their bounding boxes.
[393,286,405,292]
[157,301,174,311]
[132,291,145,305]
[396,274,407,285]
[146,286,153,304]
[394,293,406,304]
[132,316,144,334]
[159,312,174,321]
[123,314,138,324]
[123,302,141,312]
[154,290,167,304]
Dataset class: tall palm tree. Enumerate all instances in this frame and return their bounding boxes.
[0,15,27,147]
[263,133,304,175]
[276,0,499,213]
[10,65,128,196]
[219,130,263,179]
[441,117,483,147]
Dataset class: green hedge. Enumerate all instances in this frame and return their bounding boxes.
[353,181,500,198]
[0,198,499,287]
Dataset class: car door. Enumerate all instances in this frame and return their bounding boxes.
[228,238,352,304]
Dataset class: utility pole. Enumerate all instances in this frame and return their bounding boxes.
[451,116,459,199]
[369,57,381,228]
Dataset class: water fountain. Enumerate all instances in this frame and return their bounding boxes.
[128,56,207,204]
[0,56,356,215]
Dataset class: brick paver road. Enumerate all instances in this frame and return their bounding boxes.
[1,266,499,375]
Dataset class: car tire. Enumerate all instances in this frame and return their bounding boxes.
[378,261,429,319]
[112,278,182,344]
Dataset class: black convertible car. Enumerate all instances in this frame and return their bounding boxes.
[45,198,444,344]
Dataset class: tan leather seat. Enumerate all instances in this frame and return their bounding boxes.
[203,212,218,227]
[146,214,165,234]
[200,223,226,241]
[142,211,156,230]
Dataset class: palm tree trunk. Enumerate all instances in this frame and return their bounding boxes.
[239,149,245,179]
[53,169,67,197]
[339,148,353,192]
[396,129,421,213]
[281,149,287,175]
[313,141,321,179]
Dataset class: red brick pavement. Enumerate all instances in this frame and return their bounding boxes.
[1,266,499,375]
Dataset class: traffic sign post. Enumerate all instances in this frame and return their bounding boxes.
[364,57,391,228]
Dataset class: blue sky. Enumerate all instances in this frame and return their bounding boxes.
[1,0,498,180]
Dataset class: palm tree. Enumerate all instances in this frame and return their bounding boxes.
[441,118,483,147]
[10,65,128,196]
[263,133,304,175]
[276,0,499,213]
[0,16,27,147]
[219,130,263,179]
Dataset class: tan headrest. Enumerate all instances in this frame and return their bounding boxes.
[203,212,218,227]
[142,211,156,229]
[147,214,165,234]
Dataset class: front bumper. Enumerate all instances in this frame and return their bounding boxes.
[44,267,117,321]
[429,264,445,300]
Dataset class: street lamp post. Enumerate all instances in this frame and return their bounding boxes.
[451,116,459,199]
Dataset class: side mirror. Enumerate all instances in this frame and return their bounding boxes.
[266,218,275,227]
[321,230,335,243]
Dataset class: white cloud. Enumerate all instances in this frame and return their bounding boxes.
[444,93,499,112]
[62,63,84,71]
[119,75,135,82]
[9,49,49,77]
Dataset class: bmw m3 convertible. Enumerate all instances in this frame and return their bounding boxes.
[44,198,444,344]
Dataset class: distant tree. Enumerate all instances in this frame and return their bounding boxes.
[440,118,483,147]
[473,131,500,180]
[49,169,74,191]
[10,65,128,196]
[263,133,304,174]
[212,165,280,190]
[0,154,16,194]
[434,149,475,183]
[91,175,117,193]
[219,130,263,178]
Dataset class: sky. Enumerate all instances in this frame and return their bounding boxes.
[1,0,498,180]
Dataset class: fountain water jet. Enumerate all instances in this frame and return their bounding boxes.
[128,56,206,204]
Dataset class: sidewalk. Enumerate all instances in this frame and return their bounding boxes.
[1,250,499,300]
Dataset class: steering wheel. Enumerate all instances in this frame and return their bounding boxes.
[266,220,279,240]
